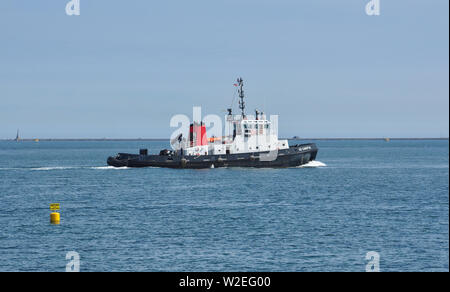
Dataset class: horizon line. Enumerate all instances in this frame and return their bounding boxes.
[1,137,448,142]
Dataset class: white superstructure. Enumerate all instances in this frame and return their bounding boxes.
[182,78,289,156]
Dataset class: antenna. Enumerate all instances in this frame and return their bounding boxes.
[237,77,245,118]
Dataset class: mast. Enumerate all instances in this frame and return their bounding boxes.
[237,77,245,118]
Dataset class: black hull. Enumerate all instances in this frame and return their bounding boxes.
[107,143,318,169]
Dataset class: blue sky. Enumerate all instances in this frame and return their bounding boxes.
[0,0,448,138]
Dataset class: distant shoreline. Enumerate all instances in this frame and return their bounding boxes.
[1,138,448,142]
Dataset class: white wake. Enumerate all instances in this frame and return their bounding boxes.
[28,166,130,171]
[90,166,129,170]
[298,160,327,168]
[30,166,77,171]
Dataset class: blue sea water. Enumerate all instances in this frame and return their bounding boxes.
[0,140,448,272]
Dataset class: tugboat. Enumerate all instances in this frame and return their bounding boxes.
[107,78,318,168]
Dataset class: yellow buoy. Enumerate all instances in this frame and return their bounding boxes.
[50,212,60,224]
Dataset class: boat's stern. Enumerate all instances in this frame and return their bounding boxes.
[107,156,127,167]
[107,153,138,167]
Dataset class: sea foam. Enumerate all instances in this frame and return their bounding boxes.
[298,160,327,168]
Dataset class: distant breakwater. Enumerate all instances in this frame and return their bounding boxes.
[1,138,448,142]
